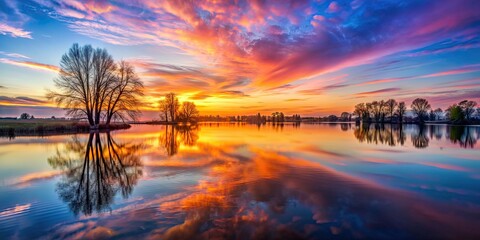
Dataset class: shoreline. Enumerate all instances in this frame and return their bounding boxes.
[137,121,480,127]
[0,119,130,138]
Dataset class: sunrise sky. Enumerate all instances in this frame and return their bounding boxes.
[0,0,479,118]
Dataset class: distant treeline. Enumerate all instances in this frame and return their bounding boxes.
[194,98,479,125]
[198,112,302,124]
[353,98,478,124]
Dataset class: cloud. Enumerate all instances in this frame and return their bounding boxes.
[420,64,480,78]
[31,0,480,92]
[406,36,480,56]
[0,22,32,38]
[11,170,63,188]
[297,83,349,95]
[355,78,406,86]
[0,51,30,59]
[354,88,402,97]
[0,96,47,105]
[0,58,59,72]
[285,98,304,102]
[326,2,340,13]
[218,90,249,98]
[189,93,211,100]
[0,204,32,217]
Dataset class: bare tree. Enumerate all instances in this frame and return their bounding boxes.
[104,61,143,125]
[47,44,143,128]
[370,100,386,122]
[159,99,169,122]
[92,48,117,127]
[178,101,199,123]
[433,108,443,120]
[396,102,406,123]
[458,100,477,120]
[386,99,397,120]
[354,103,368,121]
[48,44,97,126]
[411,98,431,122]
[164,93,180,122]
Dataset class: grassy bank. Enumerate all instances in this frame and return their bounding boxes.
[0,119,130,137]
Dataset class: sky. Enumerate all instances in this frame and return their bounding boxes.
[0,0,479,119]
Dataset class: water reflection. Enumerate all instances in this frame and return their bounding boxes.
[447,125,478,148]
[2,124,480,239]
[354,124,406,146]
[411,125,429,149]
[354,124,479,148]
[48,143,480,239]
[48,132,143,215]
[159,125,199,156]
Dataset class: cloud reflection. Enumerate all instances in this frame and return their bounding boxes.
[47,130,480,239]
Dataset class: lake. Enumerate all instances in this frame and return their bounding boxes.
[0,123,479,239]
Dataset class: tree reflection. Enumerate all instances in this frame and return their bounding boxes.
[355,124,478,148]
[354,124,405,146]
[48,132,143,216]
[447,126,478,148]
[159,125,199,156]
[429,125,444,140]
[411,125,429,148]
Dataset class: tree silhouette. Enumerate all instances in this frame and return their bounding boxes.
[47,44,143,128]
[104,61,143,125]
[178,101,199,123]
[411,98,431,123]
[458,100,477,120]
[433,108,443,120]
[159,99,169,122]
[340,112,351,121]
[19,113,30,119]
[354,103,369,122]
[396,102,406,123]
[165,93,180,122]
[446,104,464,122]
[385,99,397,120]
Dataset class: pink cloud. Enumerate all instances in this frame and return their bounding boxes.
[0,23,32,38]
[420,64,480,78]
[326,2,340,13]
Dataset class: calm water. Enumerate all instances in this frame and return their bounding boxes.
[0,123,479,239]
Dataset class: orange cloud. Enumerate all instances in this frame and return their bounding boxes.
[0,58,59,72]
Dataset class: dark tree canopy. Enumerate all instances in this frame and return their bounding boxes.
[411,98,431,122]
[19,113,30,119]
